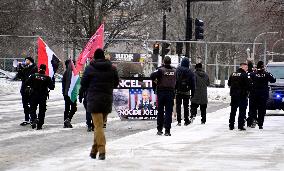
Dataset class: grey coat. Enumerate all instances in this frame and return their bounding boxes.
[191,69,210,104]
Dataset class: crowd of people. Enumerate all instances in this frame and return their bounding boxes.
[15,49,275,160]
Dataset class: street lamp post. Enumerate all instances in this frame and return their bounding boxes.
[272,39,284,61]
[252,31,278,64]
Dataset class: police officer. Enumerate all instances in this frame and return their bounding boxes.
[228,63,250,130]
[15,57,38,126]
[150,56,176,136]
[250,61,276,129]
[247,61,257,128]
[175,58,195,126]
[25,64,55,130]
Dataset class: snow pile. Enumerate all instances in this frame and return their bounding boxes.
[208,87,230,103]
[0,78,21,95]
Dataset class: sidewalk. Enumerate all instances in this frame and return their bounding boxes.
[8,107,284,171]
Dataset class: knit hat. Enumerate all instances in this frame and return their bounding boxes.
[195,63,202,69]
[257,61,264,69]
[25,57,34,64]
[39,64,46,71]
[163,56,171,65]
[94,48,105,60]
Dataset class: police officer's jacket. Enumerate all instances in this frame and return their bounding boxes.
[26,72,55,97]
[228,68,249,97]
[150,64,176,92]
[250,68,276,98]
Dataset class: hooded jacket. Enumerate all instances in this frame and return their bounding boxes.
[16,63,38,94]
[191,68,210,104]
[80,59,119,113]
[175,58,195,96]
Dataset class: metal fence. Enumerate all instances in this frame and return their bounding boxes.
[0,35,266,84]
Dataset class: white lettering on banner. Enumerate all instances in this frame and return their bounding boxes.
[117,110,158,116]
[115,54,134,61]
[118,80,153,88]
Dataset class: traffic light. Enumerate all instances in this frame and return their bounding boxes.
[176,42,183,55]
[162,42,170,56]
[195,18,204,40]
[153,43,160,55]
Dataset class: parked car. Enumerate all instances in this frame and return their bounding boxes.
[266,62,284,110]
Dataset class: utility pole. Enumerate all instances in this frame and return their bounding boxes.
[185,0,192,61]
[161,10,167,60]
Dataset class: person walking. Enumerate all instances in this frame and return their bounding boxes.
[175,58,195,126]
[79,88,93,132]
[62,60,77,128]
[25,64,55,130]
[150,56,176,136]
[190,63,210,124]
[250,61,276,129]
[228,63,250,131]
[15,57,38,126]
[81,48,119,160]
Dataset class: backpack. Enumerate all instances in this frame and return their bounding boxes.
[177,71,190,92]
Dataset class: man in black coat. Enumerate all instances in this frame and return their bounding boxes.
[15,57,38,126]
[250,61,276,129]
[190,63,210,124]
[175,58,195,126]
[81,49,119,160]
[62,60,77,128]
[228,63,250,131]
[150,56,176,136]
[25,64,55,130]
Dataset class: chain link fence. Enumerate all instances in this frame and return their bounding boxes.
[0,35,265,85]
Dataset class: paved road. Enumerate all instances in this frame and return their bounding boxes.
[0,86,228,171]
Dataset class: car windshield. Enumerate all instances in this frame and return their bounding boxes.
[266,66,284,79]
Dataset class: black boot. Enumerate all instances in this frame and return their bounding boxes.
[98,153,105,160]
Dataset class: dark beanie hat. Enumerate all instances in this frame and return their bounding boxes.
[257,61,264,69]
[94,48,105,60]
[25,57,34,64]
[195,63,202,69]
[39,64,46,71]
[164,56,171,65]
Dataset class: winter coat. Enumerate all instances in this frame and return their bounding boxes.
[228,68,249,98]
[191,68,210,104]
[150,64,176,92]
[15,63,38,93]
[175,58,195,96]
[25,72,55,98]
[80,59,119,114]
[250,68,276,99]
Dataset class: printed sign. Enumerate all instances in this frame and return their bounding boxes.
[113,77,157,120]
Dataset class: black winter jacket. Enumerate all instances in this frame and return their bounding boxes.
[80,59,119,114]
[16,63,38,93]
[250,69,276,98]
[175,58,195,96]
[228,68,249,97]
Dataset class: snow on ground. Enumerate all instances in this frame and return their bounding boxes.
[7,106,284,171]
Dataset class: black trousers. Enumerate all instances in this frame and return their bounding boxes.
[229,96,247,128]
[21,91,30,122]
[247,96,257,126]
[83,99,93,127]
[157,91,174,132]
[251,95,267,127]
[190,103,207,123]
[64,95,77,121]
[176,94,190,123]
[30,95,47,127]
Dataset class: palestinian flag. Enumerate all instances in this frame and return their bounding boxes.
[38,37,61,78]
[65,60,80,102]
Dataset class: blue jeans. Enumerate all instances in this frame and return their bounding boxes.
[157,91,175,132]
